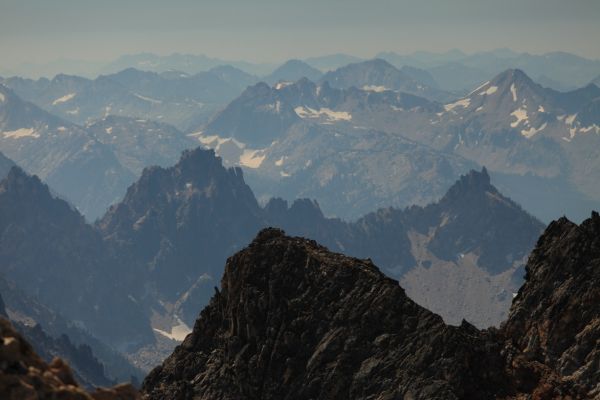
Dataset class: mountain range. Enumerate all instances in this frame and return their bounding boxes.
[0,84,135,219]
[0,49,599,397]
[6,49,599,93]
[96,148,542,334]
[3,56,598,223]
[319,58,454,102]
[0,145,542,375]
[377,48,600,92]
[0,66,256,132]
[196,67,600,223]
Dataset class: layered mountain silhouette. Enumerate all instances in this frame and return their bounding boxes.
[85,115,195,175]
[0,167,153,350]
[197,68,600,222]
[1,67,253,131]
[0,84,135,219]
[199,78,472,219]
[143,212,600,399]
[98,147,542,330]
[320,58,453,102]
[264,59,323,85]
[0,275,143,384]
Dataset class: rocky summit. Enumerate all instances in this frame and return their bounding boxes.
[142,228,506,399]
[143,212,600,399]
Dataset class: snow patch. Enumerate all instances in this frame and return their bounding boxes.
[56,126,67,132]
[134,93,162,104]
[280,171,291,177]
[261,102,282,113]
[580,124,600,134]
[510,83,518,102]
[105,127,113,134]
[275,81,293,90]
[565,114,577,125]
[475,106,483,112]
[521,122,547,139]
[0,93,5,102]
[3,128,39,139]
[195,134,246,150]
[66,108,79,115]
[239,149,265,169]
[275,156,285,166]
[479,86,498,95]
[362,85,388,93]
[294,106,352,122]
[538,105,545,113]
[153,316,191,342]
[444,98,471,112]
[510,108,528,128]
[569,127,577,139]
[52,93,76,105]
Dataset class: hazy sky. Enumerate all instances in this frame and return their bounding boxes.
[1,0,599,68]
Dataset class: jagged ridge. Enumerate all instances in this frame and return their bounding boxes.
[143,211,600,399]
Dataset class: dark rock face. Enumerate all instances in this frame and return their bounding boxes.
[98,148,264,302]
[0,151,15,180]
[143,213,600,399]
[0,293,7,318]
[502,212,600,398]
[143,229,507,400]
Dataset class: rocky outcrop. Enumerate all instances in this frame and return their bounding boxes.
[143,228,507,399]
[0,317,140,400]
[143,213,600,399]
[501,211,600,398]
[98,148,264,303]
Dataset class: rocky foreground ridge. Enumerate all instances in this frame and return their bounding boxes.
[143,213,600,399]
[2,213,598,399]
[0,317,139,400]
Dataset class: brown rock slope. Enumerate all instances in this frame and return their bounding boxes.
[501,212,600,398]
[142,228,508,399]
[0,317,139,400]
[143,213,600,399]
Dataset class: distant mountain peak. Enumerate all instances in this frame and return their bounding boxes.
[265,59,323,85]
[442,167,493,199]
[491,68,535,87]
